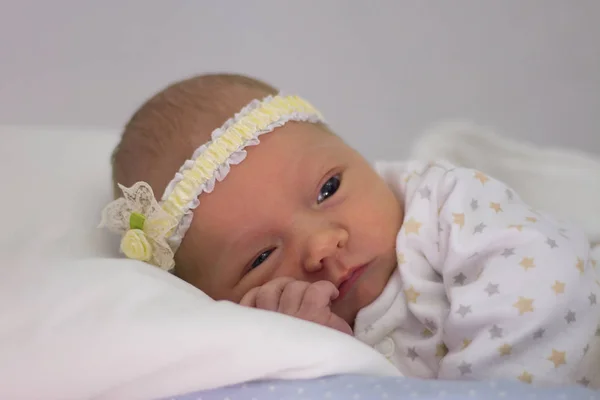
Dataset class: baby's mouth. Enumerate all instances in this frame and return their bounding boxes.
[337,261,372,301]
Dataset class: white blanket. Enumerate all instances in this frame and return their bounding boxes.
[411,121,600,245]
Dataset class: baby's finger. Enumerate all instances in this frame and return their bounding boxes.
[278,280,311,315]
[239,286,260,308]
[298,280,339,313]
[254,277,296,311]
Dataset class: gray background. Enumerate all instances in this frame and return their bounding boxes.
[1,0,599,160]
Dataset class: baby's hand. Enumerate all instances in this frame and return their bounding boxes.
[240,277,353,335]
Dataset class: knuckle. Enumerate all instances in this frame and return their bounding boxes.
[312,280,337,292]
[239,287,259,306]
[302,287,331,309]
[286,280,310,293]
[255,286,279,309]
[267,276,295,289]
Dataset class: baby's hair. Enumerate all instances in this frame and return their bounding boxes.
[111,73,278,200]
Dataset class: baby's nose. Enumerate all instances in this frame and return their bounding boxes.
[303,227,348,273]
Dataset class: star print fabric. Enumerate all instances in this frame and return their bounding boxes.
[354,160,600,387]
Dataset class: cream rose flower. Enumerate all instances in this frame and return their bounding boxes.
[120,229,152,262]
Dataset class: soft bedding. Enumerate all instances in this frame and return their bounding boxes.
[173,375,599,400]
[410,121,600,244]
[0,257,398,399]
[1,123,599,400]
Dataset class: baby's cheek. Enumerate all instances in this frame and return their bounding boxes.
[226,288,247,304]
[356,275,384,306]
[271,261,310,282]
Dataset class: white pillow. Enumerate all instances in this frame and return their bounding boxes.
[0,257,398,399]
[0,126,121,268]
[0,127,398,399]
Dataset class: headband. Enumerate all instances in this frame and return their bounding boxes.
[99,94,325,270]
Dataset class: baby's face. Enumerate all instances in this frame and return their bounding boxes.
[176,122,403,324]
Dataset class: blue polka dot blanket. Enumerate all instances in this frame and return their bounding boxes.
[168,375,598,400]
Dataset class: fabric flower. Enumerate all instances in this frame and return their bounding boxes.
[99,182,178,270]
[121,229,152,262]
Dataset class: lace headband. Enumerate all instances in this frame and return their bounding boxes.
[99,94,325,270]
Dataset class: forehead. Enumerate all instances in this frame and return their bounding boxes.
[185,122,348,253]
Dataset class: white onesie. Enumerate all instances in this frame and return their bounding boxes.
[354,160,600,387]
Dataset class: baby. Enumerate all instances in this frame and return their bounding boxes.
[103,73,600,387]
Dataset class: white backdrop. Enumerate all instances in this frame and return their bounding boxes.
[1,0,599,160]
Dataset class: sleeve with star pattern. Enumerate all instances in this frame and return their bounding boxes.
[397,161,599,387]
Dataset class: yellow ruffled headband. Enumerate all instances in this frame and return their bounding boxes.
[99,94,325,270]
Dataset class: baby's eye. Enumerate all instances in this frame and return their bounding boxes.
[317,174,341,204]
[251,249,274,269]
